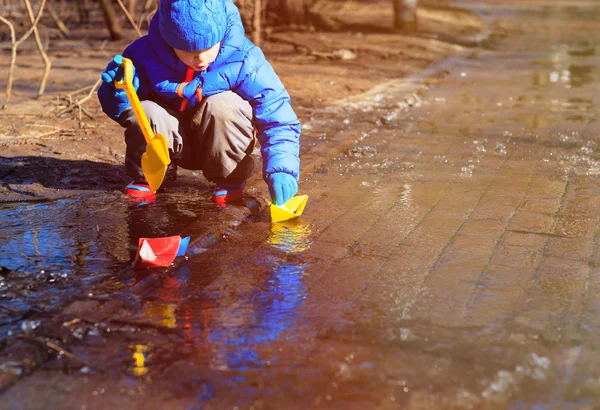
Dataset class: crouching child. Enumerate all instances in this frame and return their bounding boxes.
[98,0,300,206]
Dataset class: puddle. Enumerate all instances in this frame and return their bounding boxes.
[0,190,220,315]
[127,218,313,381]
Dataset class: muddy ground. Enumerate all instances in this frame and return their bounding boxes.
[0,0,486,200]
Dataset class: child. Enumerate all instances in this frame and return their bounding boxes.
[98,0,300,206]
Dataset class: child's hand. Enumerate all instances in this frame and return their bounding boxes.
[98,55,140,120]
[180,77,203,109]
[267,172,298,206]
[101,55,139,91]
[180,77,202,100]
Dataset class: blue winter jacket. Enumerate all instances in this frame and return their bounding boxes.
[97,0,300,180]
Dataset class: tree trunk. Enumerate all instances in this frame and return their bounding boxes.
[268,0,314,26]
[393,0,418,32]
[98,0,123,40]
[252,0,261,46]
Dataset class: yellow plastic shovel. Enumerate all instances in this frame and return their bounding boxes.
[114,58,170,193]
[270,195,309,223]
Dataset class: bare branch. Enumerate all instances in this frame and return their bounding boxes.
[98,0,123,40]
[16,334,104,372]
[137,0,157,29]
[116,0,143,38]
[14,0,47,48]
[77,78,102,105]
[54,79,102,118]
[23,0,52,97]
[0,0,47,109]
[46,2,70,38]
[0,15,16,109]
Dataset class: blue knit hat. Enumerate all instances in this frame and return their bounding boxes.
[159,0,227,51]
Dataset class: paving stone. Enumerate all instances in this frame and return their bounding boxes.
[553,214,597,237]
[515,259,590,334]
[445,233,500,257]
[460,219,507,238]
[503,232,547,253]
[508,211,557,233]
[491,243,544,269]
[545,236,594,261]
[519,198,562,215]
[308,254,386,304]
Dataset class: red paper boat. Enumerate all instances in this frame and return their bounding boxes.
[134,235,190,268]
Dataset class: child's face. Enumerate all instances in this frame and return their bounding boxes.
[174,42,221,71]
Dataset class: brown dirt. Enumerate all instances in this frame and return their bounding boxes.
[0,0,486,199]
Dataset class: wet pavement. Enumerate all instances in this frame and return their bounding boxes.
[3,0,600,408]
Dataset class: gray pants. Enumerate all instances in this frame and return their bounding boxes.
[119,91,255,185]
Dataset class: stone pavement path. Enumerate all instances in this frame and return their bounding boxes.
[288,1,600,407]
[3,1,600,409]
[235,1,600,407]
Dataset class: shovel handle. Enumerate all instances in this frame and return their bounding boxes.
[114,58,154,145]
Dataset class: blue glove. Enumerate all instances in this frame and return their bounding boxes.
[268,172,298,206]
[99,55,140,120]
[181,77,203,111]
[181,77,202,99]
[101,54,139,90]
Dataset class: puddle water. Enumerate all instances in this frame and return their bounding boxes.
[136,219,312,370]
[0,191,220,314]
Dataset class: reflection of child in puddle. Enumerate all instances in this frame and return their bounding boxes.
[140,220,312,372]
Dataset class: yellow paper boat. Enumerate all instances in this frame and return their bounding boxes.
[270,195,309,222]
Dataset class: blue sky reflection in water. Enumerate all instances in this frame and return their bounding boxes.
[205,220,312,371]
[136,220,313,374]
[0,198,129,275]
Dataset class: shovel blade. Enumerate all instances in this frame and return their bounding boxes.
[141,133,170,193]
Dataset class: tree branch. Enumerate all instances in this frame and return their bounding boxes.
[116,0,143,38]
[0,15,16,109]
[23,0,52,97]
[46,2,70,38]
[0,0,47,109]
[16,334,104,372]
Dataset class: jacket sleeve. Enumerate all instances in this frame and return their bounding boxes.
[147,61,193,98]
[234,47,301,181]
[147,62,213,112]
